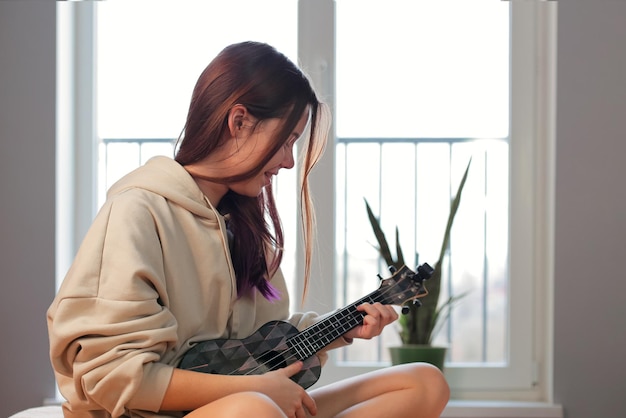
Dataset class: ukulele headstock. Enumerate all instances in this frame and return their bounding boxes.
[377,263,434,307]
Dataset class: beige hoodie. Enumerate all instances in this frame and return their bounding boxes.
[47,156,323,418]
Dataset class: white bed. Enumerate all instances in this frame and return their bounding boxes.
[9,406,64,418]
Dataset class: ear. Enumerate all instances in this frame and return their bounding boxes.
[227,104,248,137]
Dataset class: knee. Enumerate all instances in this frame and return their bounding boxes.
[416,363,450,396]
[190,392,286,418]
[403,363,450,411]
[225,392,286,417]
[415,362,449,391]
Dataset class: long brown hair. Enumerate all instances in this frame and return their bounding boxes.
[175,41,330,301]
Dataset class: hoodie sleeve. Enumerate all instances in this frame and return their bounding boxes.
[48,191,179,417]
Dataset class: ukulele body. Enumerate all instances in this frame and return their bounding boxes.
[179,320,322,389]
[179,264,433,390]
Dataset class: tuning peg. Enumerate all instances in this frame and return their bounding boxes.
[413,299,422,307]
[417,263,434,280]
[376,274,384,281]
[388,265,397,274]
[401,305,410,315]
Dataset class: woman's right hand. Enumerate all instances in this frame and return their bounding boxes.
[258,361,317,417]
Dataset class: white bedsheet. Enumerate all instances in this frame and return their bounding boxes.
[9,406,64,418]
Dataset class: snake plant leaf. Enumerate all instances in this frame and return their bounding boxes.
[364,158,472,346]
[429,291,471,344]
[417,158,472,344]
[395,226,405,267]
[364,198,395,267]
[437,158,472,264]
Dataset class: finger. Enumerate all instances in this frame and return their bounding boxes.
[380,305,399,323]
[360,303,388,323]
[282,360,304,377]
[362,303,398,325]
[357,302,380,317]
[302,392,317,416]
[351,318,378,340]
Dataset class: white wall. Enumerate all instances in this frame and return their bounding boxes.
[554,2,626,417]
[0,1,57,417]
[1,1,625,417]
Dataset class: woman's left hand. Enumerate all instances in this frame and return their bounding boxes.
[343,302,399,340]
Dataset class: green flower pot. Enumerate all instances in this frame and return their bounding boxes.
[389,345,447,371]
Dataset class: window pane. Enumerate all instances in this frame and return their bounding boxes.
[97,0,298,139]
[335,0,510,365]
[336,0,509,138]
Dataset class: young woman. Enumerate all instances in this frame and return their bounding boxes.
[47,41,449,418]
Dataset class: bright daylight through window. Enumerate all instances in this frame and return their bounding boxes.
[334,0,509,366]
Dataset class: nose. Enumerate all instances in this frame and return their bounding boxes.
[281,143,295,170]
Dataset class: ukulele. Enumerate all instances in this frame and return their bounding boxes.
[178,263,434,389]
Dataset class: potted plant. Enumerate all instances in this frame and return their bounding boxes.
[365,159,471,371]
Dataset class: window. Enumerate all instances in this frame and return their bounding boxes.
[334,0,509,366]
[58,0,556,401]
[297,0,555,398]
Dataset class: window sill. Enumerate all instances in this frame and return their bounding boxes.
[442,401,563,418]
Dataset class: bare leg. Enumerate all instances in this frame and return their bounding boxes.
[309,363,449,418]
[185,392,287,418]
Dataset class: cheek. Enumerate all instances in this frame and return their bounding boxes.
[267,148,286,167]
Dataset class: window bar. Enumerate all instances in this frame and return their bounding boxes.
[482,148,489,362]
[445,144,453,350]
[376,140,383,360]
[338,142,349,363]
[103,139,109,194]
[413,142,419,272]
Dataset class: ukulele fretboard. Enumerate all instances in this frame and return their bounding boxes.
[286,290,383,359]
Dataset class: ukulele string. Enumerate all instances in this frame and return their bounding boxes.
[238,280,413,376]
[237,278,410,377]
[235,303,370,377]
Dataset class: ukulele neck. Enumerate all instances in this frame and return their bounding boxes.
[285,290,382,360]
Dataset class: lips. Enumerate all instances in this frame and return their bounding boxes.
[264,169,279,187]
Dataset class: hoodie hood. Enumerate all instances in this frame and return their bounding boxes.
[107,156,217,220]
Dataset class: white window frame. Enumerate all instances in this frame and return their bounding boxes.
[57,0,557,404]
[56,1,98,293]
